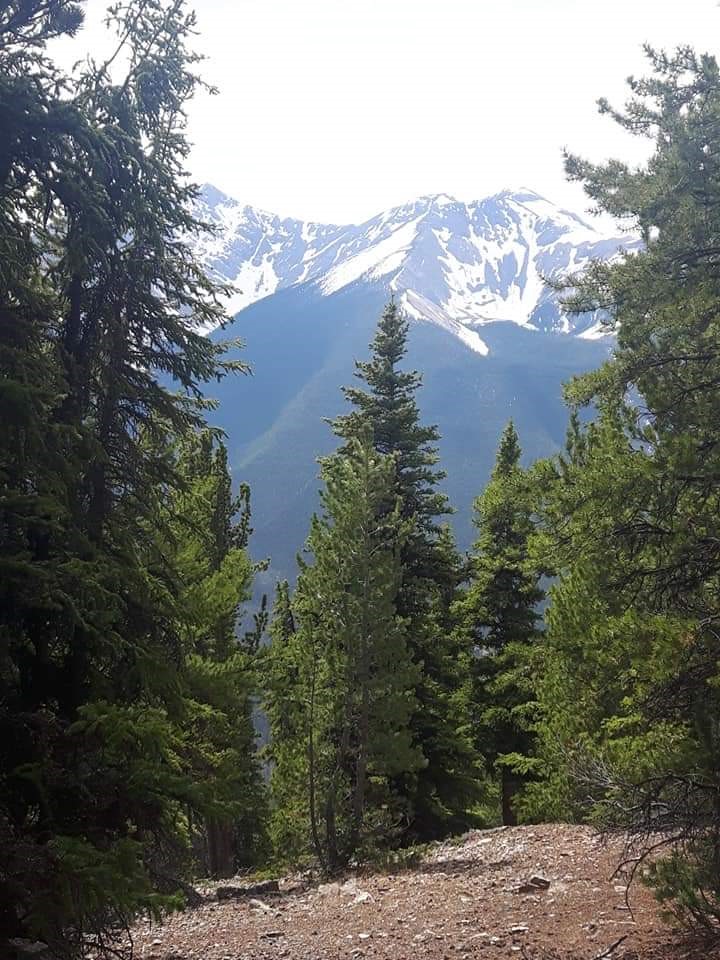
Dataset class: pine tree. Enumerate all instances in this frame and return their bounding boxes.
[526,47,720,932]
[522,408,674,821]
[264,437,422,870]
[331,299,480,840]
[454,422,543,824]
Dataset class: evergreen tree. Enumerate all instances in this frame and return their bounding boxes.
[454,422,544,824]
[165,434,268,877]
[263,580,308,864]
[523,407,681,822]
[332,298,480,840]
[263,437,422,870]
[333,299,450,545]
[526,47,720,933]
[0,4,251,955]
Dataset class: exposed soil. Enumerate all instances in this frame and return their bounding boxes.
[126,824,720,960]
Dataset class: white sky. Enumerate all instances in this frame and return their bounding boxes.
[57,0,720,223]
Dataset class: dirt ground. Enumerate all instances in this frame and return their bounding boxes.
[125,824,720,960]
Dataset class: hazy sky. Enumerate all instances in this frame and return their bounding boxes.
[57,0,720,222]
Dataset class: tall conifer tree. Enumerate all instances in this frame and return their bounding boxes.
[0,3,250,954]
[332,299,480,840]
[166,434,267,877]
[264,437,421,870]
[454,422,543,824]
[526,48,720,930]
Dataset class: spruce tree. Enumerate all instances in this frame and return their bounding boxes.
[334,299,450,544]
[264,437,421,870]
[454,422,543,825]
[332,298,479,840]
[0,3,251,955]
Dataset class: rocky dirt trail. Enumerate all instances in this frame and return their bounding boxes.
[127,824,719,960]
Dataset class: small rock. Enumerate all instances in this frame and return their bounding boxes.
[353,891,373,904]
[529,875,551,889]
[249,898,273,913]
[260,931,283,939]
[358,932,371,940]
[510,925,529,935]
[318,881,342,897]
[516,883,541,895]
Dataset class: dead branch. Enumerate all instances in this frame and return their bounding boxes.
[592,934,628,959]
[520,933,628,960]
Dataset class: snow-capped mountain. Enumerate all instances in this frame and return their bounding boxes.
[194,184,636,353]
[196,185,623,575]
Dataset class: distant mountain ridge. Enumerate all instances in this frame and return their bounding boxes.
[192,185,626,578]
[194,184,638,349]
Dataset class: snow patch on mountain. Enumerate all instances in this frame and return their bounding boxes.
[193,184,638,353]
[320,218,421,295]
[577,315,614,340]
[401,289,489,356]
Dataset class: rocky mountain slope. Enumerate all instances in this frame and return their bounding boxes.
[125,824,706,960]
[195,185,638,349]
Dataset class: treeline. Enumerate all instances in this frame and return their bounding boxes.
[3,1,720,956]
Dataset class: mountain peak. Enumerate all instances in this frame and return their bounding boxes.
[194,184,638,345]
[421,192,459,208]
[198,181,234,208]
[495,185,547,201]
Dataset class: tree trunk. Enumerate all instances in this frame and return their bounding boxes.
[307,638,325,871]
[351,683,369,853]
[349,499,372,856]
[325,789,339,872]
[326,696,353,872]
[206,817,235,878]
[501,769,519,826]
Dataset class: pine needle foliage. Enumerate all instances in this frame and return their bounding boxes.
[163,434,268,877]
